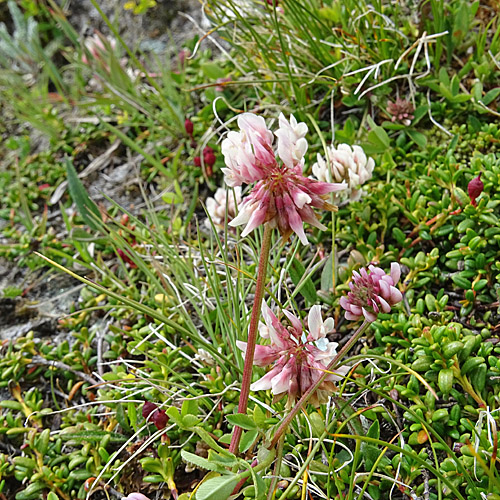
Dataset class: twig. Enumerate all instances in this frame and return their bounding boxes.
[29,355,99,385]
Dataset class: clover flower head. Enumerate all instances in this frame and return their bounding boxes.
[340,263,403,322]
[83,32,116,66]
[221,112,345,244]
[121,494,151,500]
[387,97,415,126]
[205,186,242,229]
[237,303,346,406]
[312,144,373,201]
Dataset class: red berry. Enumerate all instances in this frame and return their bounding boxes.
[194,156,201,167]
[203,146,213,155]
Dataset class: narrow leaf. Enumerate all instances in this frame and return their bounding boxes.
[65,157,101,230]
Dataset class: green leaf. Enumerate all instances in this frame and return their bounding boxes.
[162,180,184,204]
[439,67,450,86]
[367,419,380,440]
[482,87,500,106]
[181,450,226,473]
[239,429,258,453]
[59,430,127,443]
[407,130,427,149]
[253,406,266,428]
[181,399,199,418]
[207,450,238,468]
[226,413,257,431]
[365,115,390,153]
[289,258,317,305]
[116,404,131,433]
[128,401,137,430]
[201,62,226,80]
[65,157,101,231]
[182,414,201,428]
[320,253,333,291]
[166,406,183,426]
[15,481,46,500]
[196,474,239,500]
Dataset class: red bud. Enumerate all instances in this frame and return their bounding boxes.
[142,401,158,419]
[184,118,194,136]
[468,174,483,207]
[194,156,201,167]
[203,146,213,155]
[204,151,216,167]
[152,410,168,430]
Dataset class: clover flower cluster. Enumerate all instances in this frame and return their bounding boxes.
[237,303,347,406]
[221,113,345,244]
[243,263,403,404]
[387,97,415,126]
[312,144,374,201]
[340,263,403,322]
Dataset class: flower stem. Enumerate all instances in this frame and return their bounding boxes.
[267,433,285,500]
[331,204,336,294]
[229,223,273,454]
[268,320,370,450]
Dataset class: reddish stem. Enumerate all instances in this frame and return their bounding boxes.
[229,224,273,454]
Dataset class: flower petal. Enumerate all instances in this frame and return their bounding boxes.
[390,262,401,285]
[250,364,282,391]
[307,305,323,340]
[271,360,295,394]
[253,344,278,367]
[283,310,303,335]
[389,285,402,304]
[362,307,377,322]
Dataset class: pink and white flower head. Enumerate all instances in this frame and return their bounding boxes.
[387,97,415,126]
[205,186,242,229]
[340,263,403,322]
[221,112,345,245]
[121,494,151,500]
[312,144,374,201]
[82,32,116,66]
[237,303,347,407]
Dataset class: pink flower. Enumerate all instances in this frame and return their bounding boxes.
[122,494,151,500]
[468,174,483,207]
[340,263,403,322]
[222,112,345,244]
[237,303,346,406]
[82,32,116,67]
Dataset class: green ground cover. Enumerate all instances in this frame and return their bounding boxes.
[0,0,499,499]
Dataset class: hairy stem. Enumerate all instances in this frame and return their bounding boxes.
[229,223,273,454]
[268,320,370,450]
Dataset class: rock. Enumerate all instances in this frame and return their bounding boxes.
[65,0,209,55]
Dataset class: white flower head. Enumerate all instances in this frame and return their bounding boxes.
[312,143,374,201]
[205,186,242,230]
